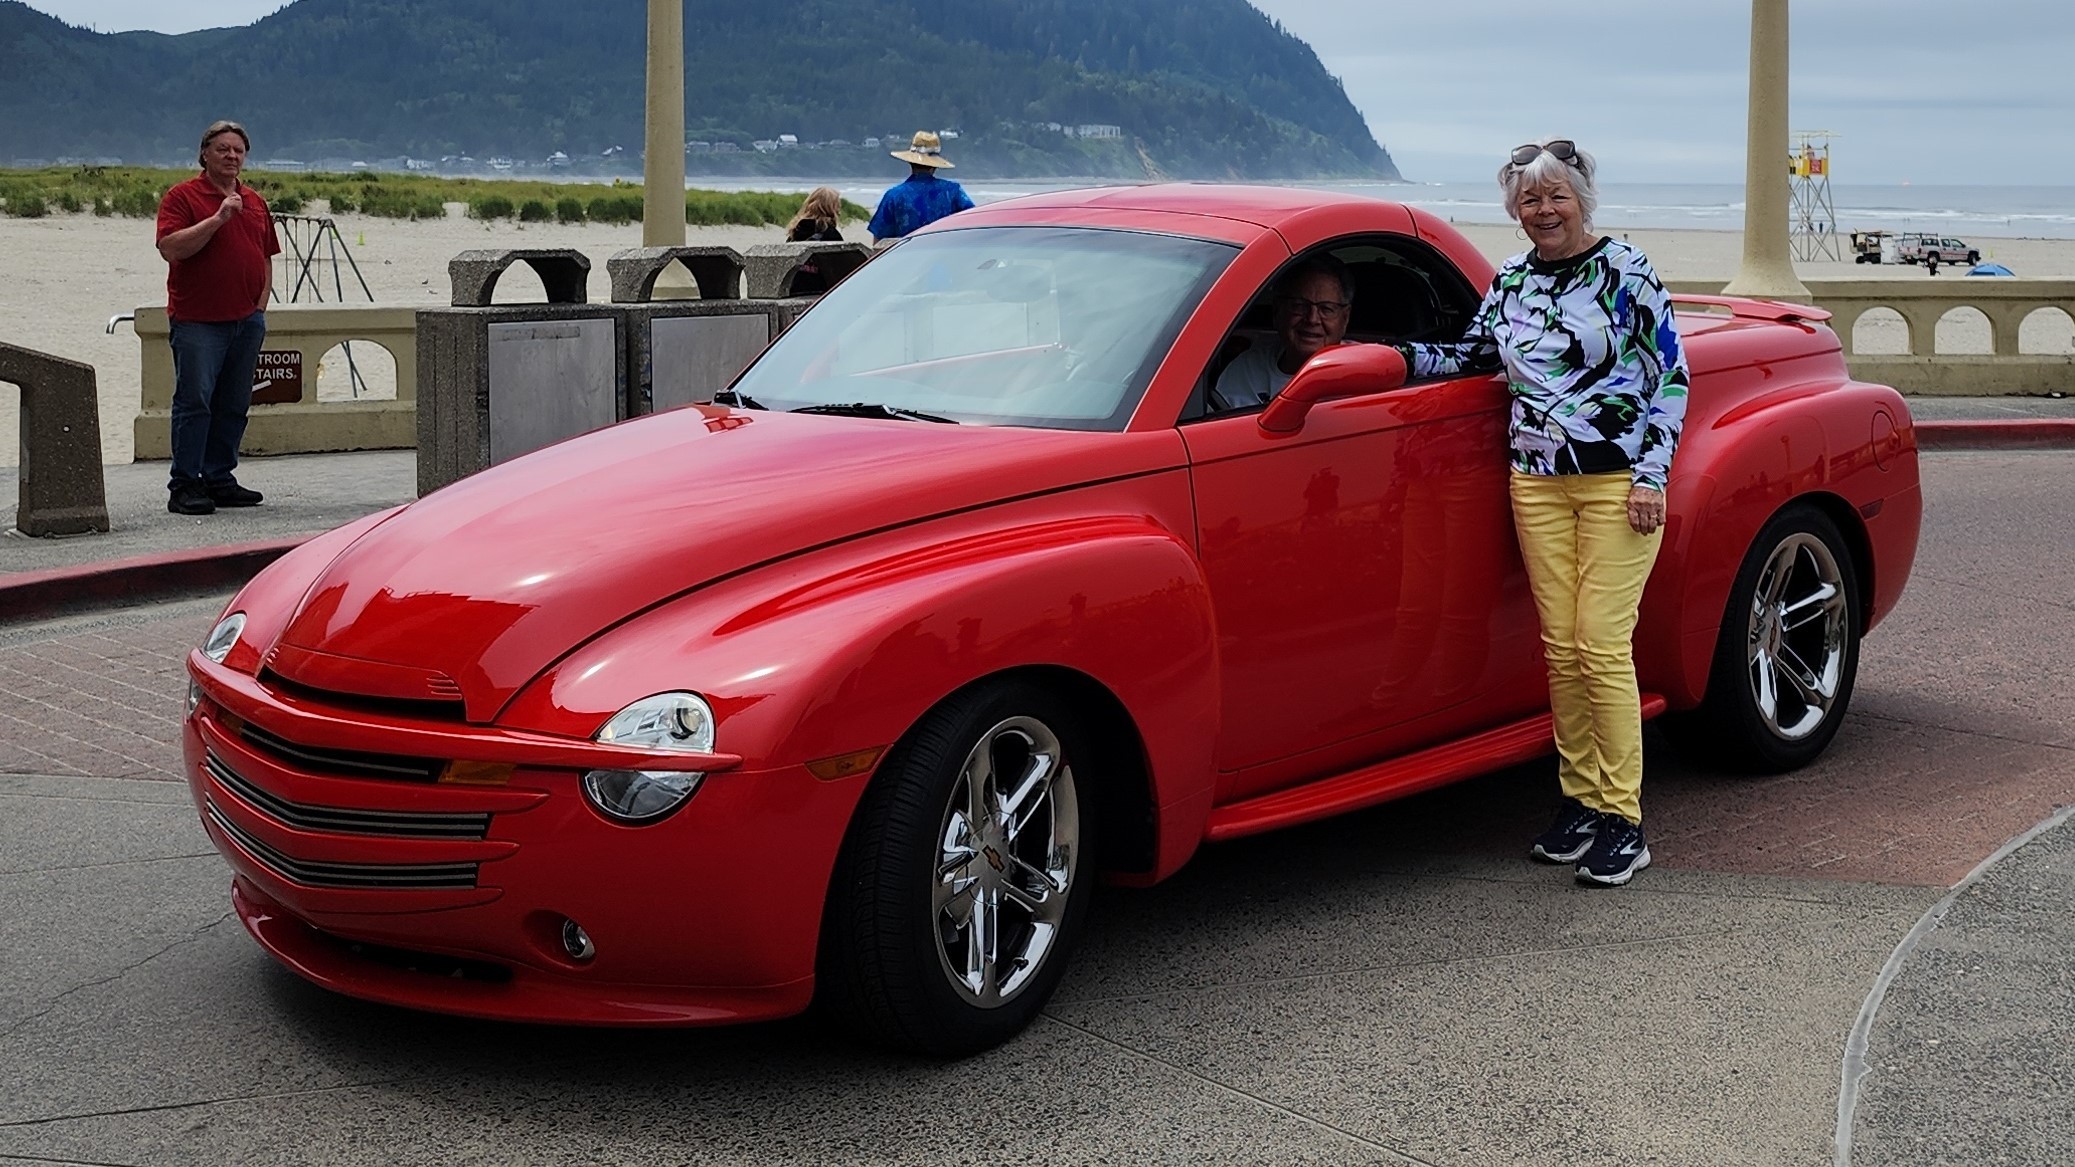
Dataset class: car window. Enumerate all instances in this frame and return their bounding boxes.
[1186,234,1481,421]
[731,226,1237,432]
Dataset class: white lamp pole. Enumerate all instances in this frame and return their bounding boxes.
[1723,0,1810,300]
[642,0,686,247]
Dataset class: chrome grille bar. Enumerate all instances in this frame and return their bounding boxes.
[204,801,480,890]
[238,721,443,782]
[206,752,490,840]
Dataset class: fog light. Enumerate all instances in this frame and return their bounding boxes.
[560,919,596,962]
[188,680,202,714]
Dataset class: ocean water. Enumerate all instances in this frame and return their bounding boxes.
[675,177,2075,240]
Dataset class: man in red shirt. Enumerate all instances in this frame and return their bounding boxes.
[156,120,281,515]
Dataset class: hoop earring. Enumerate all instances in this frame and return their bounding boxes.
[1514,226,1527,240]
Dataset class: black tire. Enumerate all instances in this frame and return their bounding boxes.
[1968,251,1980,264]
[818,679,1097,1056]
[1663,504,1862,773]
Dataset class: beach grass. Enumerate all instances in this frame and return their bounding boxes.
[0,166,867,226]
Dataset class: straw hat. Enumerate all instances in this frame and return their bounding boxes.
[890,130,954,169]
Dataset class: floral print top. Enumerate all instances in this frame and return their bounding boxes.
[1401,237,1688,491]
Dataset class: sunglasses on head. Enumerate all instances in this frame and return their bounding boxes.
[1510,140,1581,168]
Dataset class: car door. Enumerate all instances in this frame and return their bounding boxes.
[1183,364,1542,799]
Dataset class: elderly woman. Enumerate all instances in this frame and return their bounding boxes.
[1396,138,1688,887]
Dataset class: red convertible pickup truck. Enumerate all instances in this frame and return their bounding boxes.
[182,185,1920,1055]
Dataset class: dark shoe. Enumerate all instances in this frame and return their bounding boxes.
[168,484,216,515]
[1529,798,1601,864]
[1576,814,1651,887]
[206,482,264,507]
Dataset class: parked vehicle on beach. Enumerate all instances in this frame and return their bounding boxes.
[181,185,1923,1055]
[1851,230,1894,264]
[1895,233,1979,265]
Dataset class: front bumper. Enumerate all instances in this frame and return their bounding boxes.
[184,655,865,1026]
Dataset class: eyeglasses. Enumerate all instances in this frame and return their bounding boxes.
[1276,296,1349,321]
[1510,139,1581,169]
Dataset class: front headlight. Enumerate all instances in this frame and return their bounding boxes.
[582,692,715,824]
[201,613,245,664]
[594,691,714,752]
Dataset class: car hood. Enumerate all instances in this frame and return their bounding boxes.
[269,408,1172,722]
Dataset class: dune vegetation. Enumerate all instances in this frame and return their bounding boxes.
[0,166,866,226]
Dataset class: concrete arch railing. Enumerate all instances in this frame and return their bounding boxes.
[1668,278,2075,395]
[133,304,419,459]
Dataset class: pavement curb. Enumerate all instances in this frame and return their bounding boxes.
[0,536,308,625]
[1916,419,2075,450]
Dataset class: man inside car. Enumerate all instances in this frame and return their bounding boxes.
[1209,254,1355,410]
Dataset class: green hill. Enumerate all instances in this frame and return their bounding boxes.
[0,0,1399,180]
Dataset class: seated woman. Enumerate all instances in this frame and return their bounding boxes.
[784,187,847,295]
[786,187,846,242]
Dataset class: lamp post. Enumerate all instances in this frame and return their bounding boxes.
[642,0,686,248]
[1723,0,1810,300]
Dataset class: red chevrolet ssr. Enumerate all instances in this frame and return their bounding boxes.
[182,185,1920,1054]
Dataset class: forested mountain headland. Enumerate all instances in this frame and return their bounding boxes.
[0,0,1401,181]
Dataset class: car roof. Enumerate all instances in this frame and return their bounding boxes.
[955,182,1404,231]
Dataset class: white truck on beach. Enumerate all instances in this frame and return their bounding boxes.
[1895,233,1979,266]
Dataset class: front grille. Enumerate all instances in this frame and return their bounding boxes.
[260,667,468,722]
[238,721,444,783]
[206,751,490,840]
[205,801,481,890]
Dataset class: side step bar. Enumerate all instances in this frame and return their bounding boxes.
[1203,695,1669,843]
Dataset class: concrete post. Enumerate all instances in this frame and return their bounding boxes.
[2,342,110,537]
[643,0,686,249]
[1723,0,1810,301]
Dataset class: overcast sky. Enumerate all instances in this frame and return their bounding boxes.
[20,0,2074,185]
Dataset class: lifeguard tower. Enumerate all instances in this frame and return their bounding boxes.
[1788,131,1841,261]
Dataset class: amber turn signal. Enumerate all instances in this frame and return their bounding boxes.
[439,760,515,786]
[806,748,883,781]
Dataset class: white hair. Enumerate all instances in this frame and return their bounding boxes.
[1498,137,1598,227]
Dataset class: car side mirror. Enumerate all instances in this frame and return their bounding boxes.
[1257,344,1409,434]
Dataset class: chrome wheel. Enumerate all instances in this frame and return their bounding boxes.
[1745,531,1850,741]
[933,715,1080,1008]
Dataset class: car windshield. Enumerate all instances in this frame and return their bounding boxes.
[729,226,1238,430]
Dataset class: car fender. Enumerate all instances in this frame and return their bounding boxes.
[501,484,1219,880]
[208,506,407,676]
[1639,388,1830,707]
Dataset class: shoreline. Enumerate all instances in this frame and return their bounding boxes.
[1,208,2070,469]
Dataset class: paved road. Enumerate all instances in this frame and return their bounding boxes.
[2,451,2070,1165]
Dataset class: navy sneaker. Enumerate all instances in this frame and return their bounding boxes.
[167,483,215,516]
[206,481,264,507]
[1576,813,1651,887]
[1529,799,1600,864]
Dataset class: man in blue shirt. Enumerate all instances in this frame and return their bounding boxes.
[867,131,975,242]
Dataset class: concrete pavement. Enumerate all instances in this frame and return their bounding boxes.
[0,449,2071,1163]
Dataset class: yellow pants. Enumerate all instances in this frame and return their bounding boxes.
[1509,471,1662,824]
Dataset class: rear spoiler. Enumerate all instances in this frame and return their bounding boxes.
[1670,293,1833,324]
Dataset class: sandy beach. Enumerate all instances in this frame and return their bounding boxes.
[2,202,2071,467]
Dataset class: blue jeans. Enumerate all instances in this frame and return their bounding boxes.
[167,312,266,490]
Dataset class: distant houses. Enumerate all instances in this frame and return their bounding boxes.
[1025,121,1123,139]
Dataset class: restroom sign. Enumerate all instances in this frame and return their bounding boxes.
[252,350,303,404]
